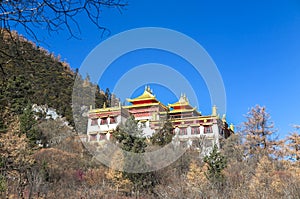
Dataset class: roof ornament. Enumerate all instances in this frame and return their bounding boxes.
[229,123,234,131]
[145,85,152,93]
[222,114,226,123]
[212,105,217,116]
[178,93,189,103]
[179,93,184,103]
[184,93,189,102]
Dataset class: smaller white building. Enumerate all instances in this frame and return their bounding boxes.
[87,105,129,142]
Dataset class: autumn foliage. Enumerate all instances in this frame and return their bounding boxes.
[1,31,300,198]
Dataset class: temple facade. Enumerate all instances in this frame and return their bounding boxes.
[87,105,129,142]
[86,86,234,150]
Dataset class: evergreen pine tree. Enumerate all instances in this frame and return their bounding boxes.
[95,85,106,108]
[113,116,155,196]
[204,145,227,183]
[4,75,33,114]
[105,88,111,107]
[151,119,173,146]
[19,104,41,147]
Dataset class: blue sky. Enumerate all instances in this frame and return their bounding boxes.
[18,0,300,138]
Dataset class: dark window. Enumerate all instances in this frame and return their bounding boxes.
[110,117,116,124]
[180,128,187,135]
[90,134,97,141]
[91,119,98,126]
[101,118,107,125]
[192,127,200,134]
[204,126,212,133]
[99,134,106,140]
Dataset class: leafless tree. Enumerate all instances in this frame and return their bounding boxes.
[0,0,127,40]
[285,125,300,161]
[0,0,127,80]
[241,105,279,158]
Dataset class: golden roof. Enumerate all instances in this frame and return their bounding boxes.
[166,94,202,116]
[168,93,190,107]
[123,102,167,110]
[127,85,158,102]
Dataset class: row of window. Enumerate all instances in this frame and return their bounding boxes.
[89,134,109,141]
[91,117,116,126]
[177,126,212,135]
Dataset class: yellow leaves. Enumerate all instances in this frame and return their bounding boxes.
[0,115,34,166]
[34,148,78,169]
[249,156,285,197]
[106,168,132,191]
[284,162,300,181]
[223,161,247,189]
[84,167,107,187]
[0,115,36,197]
[187,160,201,187]
[285,132,300,160]
[105,150,132,192]
[186,160,208,189]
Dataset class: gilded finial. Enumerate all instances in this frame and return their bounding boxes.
[103,102,106,109]
[146,85,151,93]
[184,94,189,102]
[229,123,234,131]
[222,114,226,122]
[183,93,186,101]
[212,105,217,116]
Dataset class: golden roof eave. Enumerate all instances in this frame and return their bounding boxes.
[127,89,157,102]
[168,108,197,114]
[168,101,189,107]
[126,97,157,102]
[123,102,168,110]
[123,103,159,108]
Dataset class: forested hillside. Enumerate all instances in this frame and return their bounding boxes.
[0,30,299,198]
[0,29,109,128]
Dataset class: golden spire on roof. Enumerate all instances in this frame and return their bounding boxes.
[179,93,189,103]
[127,85,157,102]
[145,85,152,93]
[212,105,217,116]
[168,93,189,107]
[229,123,234,131]
[222,114,226,123]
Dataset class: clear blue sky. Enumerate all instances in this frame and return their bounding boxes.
[18,0,300,138]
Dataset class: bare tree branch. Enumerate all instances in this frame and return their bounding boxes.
[0,0,128,40]
[0,0,127,79]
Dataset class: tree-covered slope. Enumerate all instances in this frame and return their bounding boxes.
[0,29,108,127]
